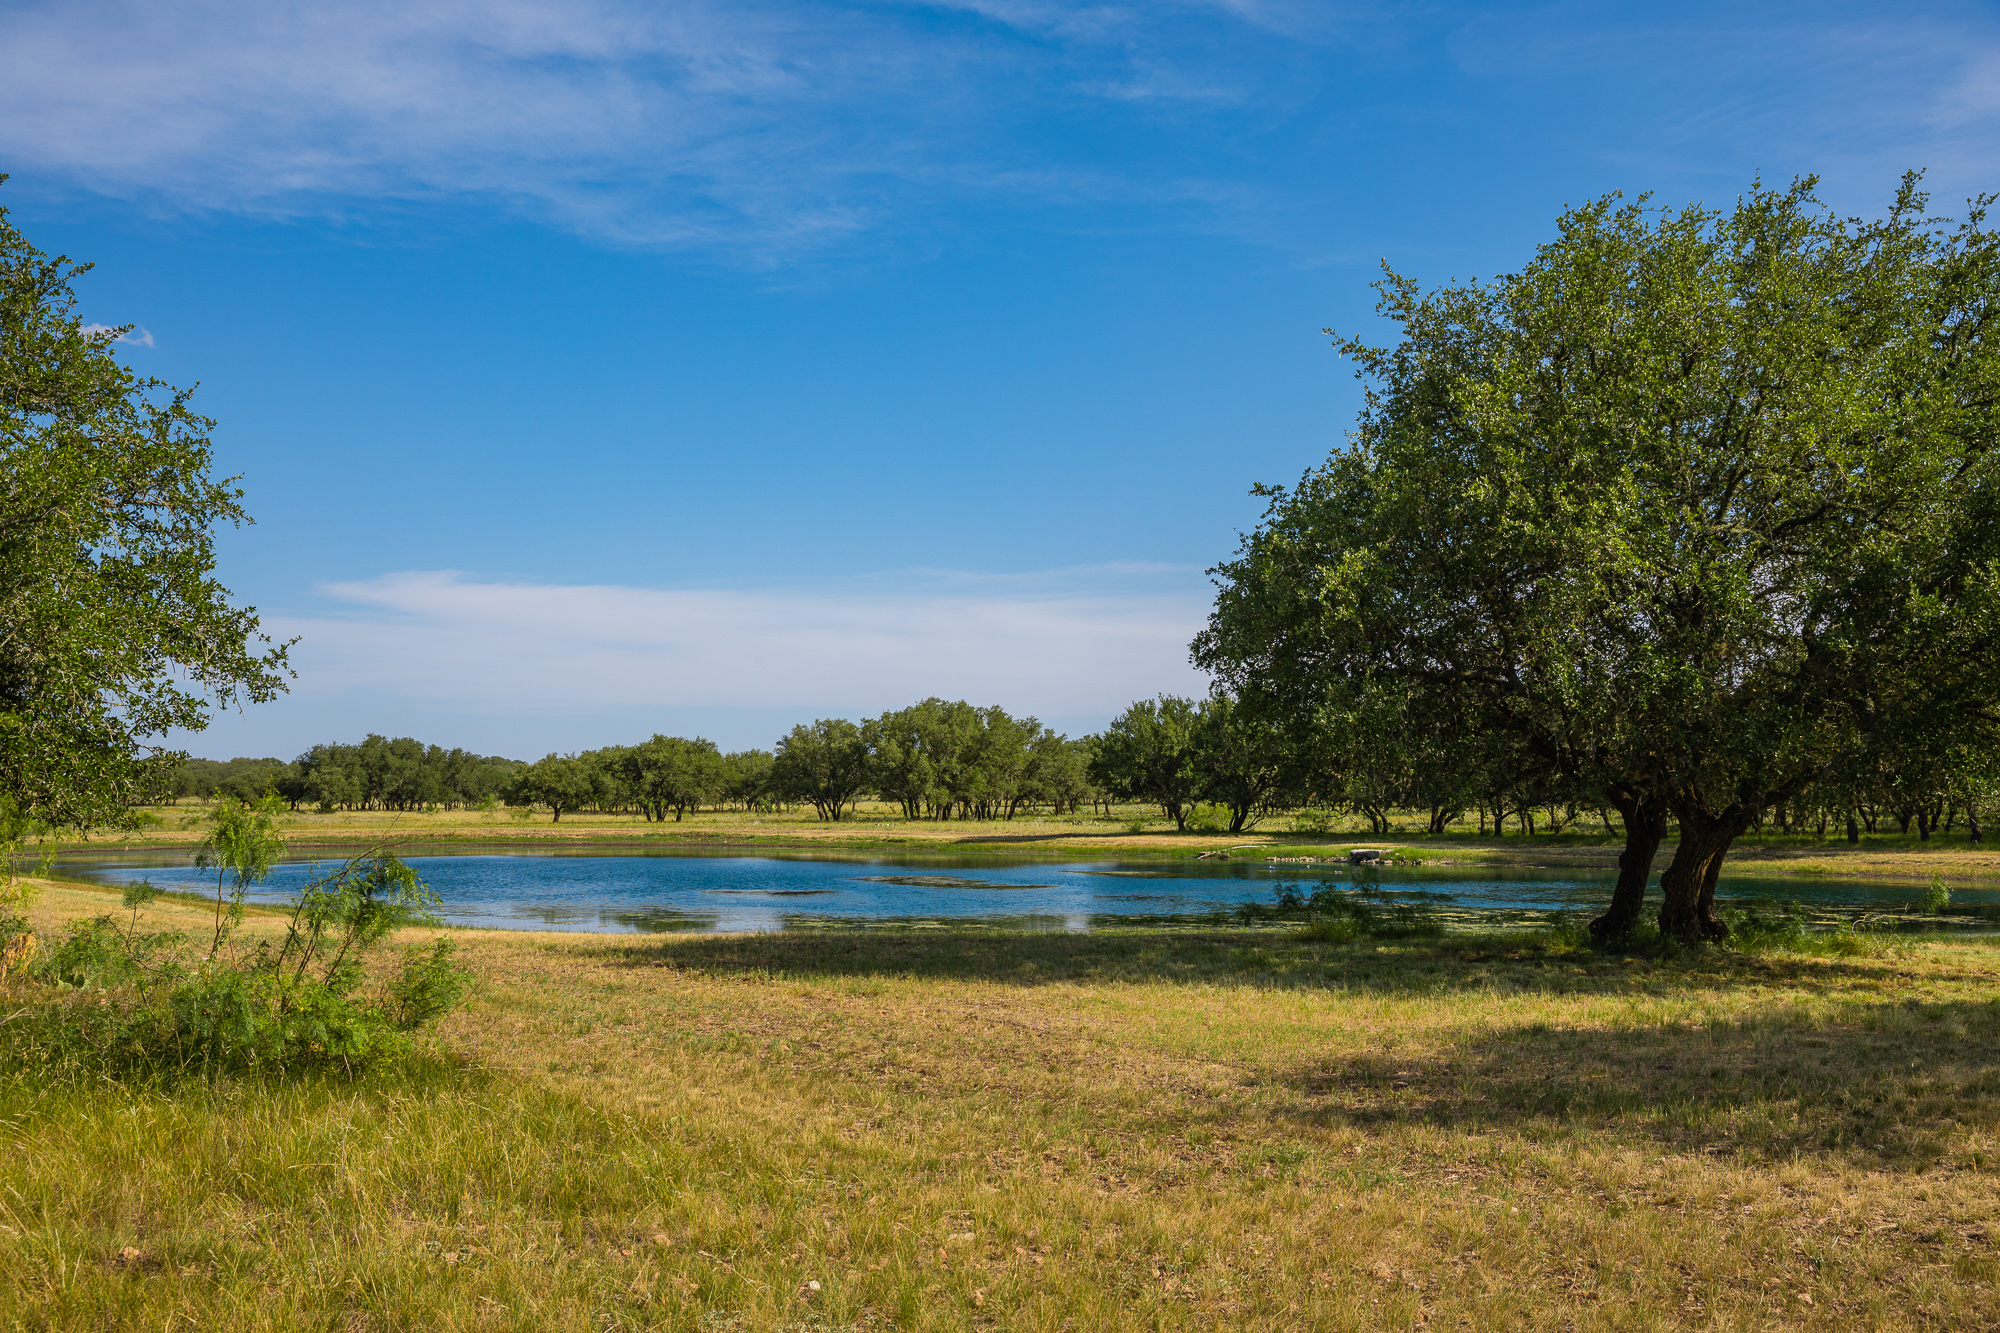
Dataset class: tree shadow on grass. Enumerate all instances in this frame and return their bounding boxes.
[597,925,1981,999]
[1273,991,2000,1166]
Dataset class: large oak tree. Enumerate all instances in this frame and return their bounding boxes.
[1195,177,2000,942]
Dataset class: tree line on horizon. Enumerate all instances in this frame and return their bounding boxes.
[167,688,1993,847]
[168,700,1099,823]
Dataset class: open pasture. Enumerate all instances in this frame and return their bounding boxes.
[4,878,1999,1330]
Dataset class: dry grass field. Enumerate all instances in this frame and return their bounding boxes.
[4,876,1999,1331]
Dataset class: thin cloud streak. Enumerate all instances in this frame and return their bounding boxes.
[0,0,1299,255]
[276,568,1212,717]
[1448,7,2000,205]
[6,1,1997,258]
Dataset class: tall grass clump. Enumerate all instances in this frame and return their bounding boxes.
[1719,898,1881,958]
[9,852,471,1080]
[1245,881,1446,941]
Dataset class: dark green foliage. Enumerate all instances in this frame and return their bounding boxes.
[723,748,776,810]
[24,852,471,1075]
[1188,692,1302,835]
[168,755,291,804]
[616,735,733,822]
[514,752,594,822]
[288,736,523,812]
[771,718,872,821]
[1089,696,1202,830]
[1196,176,2000,940]
[0,186,291,830]
[865,698,1091,821]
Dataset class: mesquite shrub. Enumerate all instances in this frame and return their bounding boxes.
[17,852,471,1076]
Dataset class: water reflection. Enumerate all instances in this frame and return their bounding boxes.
[605,908,721,934]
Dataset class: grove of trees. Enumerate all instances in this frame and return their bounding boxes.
[169,739,527,812]
[508,700,1095,823]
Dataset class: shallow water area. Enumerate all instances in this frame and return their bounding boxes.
[54,845,2000,935]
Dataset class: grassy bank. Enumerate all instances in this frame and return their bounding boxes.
[34,800,2000,888]
[4,878,1999,1330]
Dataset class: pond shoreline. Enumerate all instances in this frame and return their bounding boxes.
[37,821,2000,886]
[47,841,1999,939]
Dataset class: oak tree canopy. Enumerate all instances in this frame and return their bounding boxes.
[0,188,291,830]
[1196,177,2000,943]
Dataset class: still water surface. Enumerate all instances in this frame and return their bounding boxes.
[54,846,1999,935]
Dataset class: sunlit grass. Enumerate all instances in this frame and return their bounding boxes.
[5,876,2000,1329]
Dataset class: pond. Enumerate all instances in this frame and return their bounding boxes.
[52,846,2000,935]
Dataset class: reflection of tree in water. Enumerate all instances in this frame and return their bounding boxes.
[606,908,720,934]
[851,875,1051,890]
[702,888,840,895]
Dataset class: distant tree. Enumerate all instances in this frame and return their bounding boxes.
[1198,177,2000,942]
[1090,697,1202,831]
[286,737,523,812]
[579,746,632,814]
[961,706,1037,820]
[515,754,593,822]
[619,735,731,822]
[1189,693,1299,835]
[1026,733,1095,816]
[867,699,952,819]
[0,186,291,829]
[722,750,775,811]
[771,720,870,821]
[297,744,364,811]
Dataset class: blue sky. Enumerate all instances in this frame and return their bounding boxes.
[5,0,1997,759]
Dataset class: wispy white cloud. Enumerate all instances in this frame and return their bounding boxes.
[273,566,1211,718]
[0,0,1305,256]
[78,322,155,346]
[6,1,1994,260]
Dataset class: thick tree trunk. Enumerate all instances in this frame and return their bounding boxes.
[1847,811,1860,843]
[1971,806,1984,844]
[1658,801,1752,943]
[1590,792,1668,943]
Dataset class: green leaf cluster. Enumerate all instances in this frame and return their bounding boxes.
[22,851,470,1076]
[0,186,290,831]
